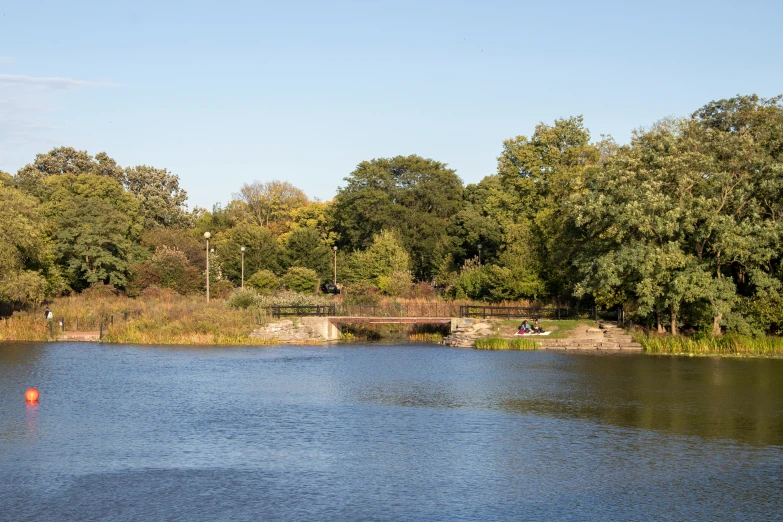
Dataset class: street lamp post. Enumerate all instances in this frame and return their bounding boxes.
[240,246,246,289]
[204,232,211,302]
[478,243,482,265]
[333,245,338,285]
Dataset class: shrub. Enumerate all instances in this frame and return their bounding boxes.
[449,259,488,300]
[228,288,260,309]
[281,267,319,293]
[213,279,235,299]
[140,286,177,300]
[343,280,381,305]
[0,270,48,306]
[378,270,413,297]
[254,290,332,307]
[409,282,436,299]
[247,269,280,294]
[130,246,202,295]
[81,282,118,298]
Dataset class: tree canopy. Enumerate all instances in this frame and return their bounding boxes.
[5,94,783,337]
[333,155,464,280]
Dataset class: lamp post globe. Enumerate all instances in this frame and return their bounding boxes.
[240,247,246,289]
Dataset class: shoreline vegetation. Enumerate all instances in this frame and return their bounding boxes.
[2,95,783,356]
[633,333,783,358]
[475,337,540,350]
[2,293,782,357]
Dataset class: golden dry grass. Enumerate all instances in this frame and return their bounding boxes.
[1,293,273,345]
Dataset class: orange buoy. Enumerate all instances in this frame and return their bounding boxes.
[25,388,39,402]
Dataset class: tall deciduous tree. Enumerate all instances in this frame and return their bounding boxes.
[497,116,601,297]
[40,174,141,291]
[343,230,411,286]
[282,227,332,281]
[0,184,62,305]
[16,147,124,196]
[235,180,309,233]
[333,155,464,280]
[214,222,280,285]
[570,95,783,335]
[124,165,190,228]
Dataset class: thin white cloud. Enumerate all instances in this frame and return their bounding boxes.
[0,72,116,171]
[0,74,117,90]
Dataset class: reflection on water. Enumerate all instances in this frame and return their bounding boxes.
[0,342,781,520]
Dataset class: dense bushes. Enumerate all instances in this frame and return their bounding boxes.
[247,269,279,294]
[281,267,319,293]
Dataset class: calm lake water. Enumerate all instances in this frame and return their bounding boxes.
[1,342,782,521]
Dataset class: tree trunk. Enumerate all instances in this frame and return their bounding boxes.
[656,312,665,334]
[670,307,677,336]
[712,312,723,337]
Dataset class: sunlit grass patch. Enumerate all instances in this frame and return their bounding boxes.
[475,337,539,350]
[408,333,443,343]
[635,332,783,357]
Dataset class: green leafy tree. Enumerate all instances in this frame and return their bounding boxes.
[570,95,783,334]
[235,180,309,233]
[140,227,205,267]
[40,174,141,291]
[449,258,489,300]
[378,271,413,297]
[282,227,332,281]
[0,170,13,186]
[213,222,280,285]
[124,165,190,228]
[446,175,505,266]
[0,185,62,305]
[344,230,411,286]
[16,147,124,196]
[288,200,339,245]
[333,155,464,279]
[486,242,546,301]
[496,117,601,297]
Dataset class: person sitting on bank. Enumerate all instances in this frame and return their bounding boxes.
[533,319,543,334]
[518,320,531,334]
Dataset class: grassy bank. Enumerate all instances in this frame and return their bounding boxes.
[475,337,540,350]
[635,332,783,357]
[494,319,596,339]
[0,293,272,345]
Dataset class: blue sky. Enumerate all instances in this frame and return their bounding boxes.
[1,0,781,209]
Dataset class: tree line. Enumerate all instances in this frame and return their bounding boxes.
[2,94,781,335]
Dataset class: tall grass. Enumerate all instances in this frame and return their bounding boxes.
[475,337,540,350]
[1,292,274,345]
[0,314,50,341]
[636,332,783,357]
[408,333,443,343]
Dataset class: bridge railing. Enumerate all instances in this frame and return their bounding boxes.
[266,303,606,320]
[269,305,336,318]
[266,302,462,318]
[458,305,597,320]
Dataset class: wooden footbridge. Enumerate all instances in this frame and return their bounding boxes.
[268,304,606,342]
